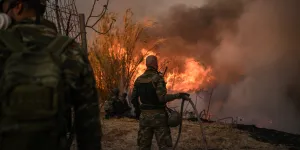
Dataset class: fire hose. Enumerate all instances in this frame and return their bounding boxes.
[173,96,208,150]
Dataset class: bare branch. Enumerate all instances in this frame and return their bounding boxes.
[84,0,113,35]
[86,18,115,34]
[65,10,73,36]
[85,0,98,25]
[54,0,62,34]
[89,4,108,28]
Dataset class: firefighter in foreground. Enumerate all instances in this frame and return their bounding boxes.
[0,0,102,149]
[131,55,190,150]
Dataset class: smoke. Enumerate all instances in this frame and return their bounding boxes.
[150,0,300,133]
[79,0,300,133]
[148,0,247,78]
[76,0,206,18]
[214,0,300,134]
[76,0,206,39]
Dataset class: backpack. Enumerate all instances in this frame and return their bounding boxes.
[0,30,73,133]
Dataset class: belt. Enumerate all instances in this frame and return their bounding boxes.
[140,104,165,110]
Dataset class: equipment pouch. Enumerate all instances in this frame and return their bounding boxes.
[166,107,181,127]
[2,84,58,121]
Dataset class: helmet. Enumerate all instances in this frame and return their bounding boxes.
[0,0,47,15]
[146,55,158,70]
[167,108,182,127]
[1,0,47,6]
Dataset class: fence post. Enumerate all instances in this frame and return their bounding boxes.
[79,13,88,55]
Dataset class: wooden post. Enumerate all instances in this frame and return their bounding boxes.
[195,92,198,109]
[206,88,214,120]
[79,13,88,55]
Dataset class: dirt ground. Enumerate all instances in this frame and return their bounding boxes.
[101,118,289,150]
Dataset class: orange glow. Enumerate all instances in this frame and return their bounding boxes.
[166,58,214,92]
[134,49,215,92]
[134,49,157,79]
[98,43,216,92]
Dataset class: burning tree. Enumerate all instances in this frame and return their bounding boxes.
[89,9,164,102]
[88,8,216,105]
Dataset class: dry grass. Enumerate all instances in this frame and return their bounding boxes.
[101,118,288,150]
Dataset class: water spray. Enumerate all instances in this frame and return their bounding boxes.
[173,96,208,150]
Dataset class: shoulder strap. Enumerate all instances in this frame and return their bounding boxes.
[137,77,153,83]
[45,36,74,55]
[0,30,25,52]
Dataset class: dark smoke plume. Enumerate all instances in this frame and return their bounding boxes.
[149,0,248,80]
[215,0,300,134]
[150,0,300,134]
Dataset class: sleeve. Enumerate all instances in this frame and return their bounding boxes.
[62,42,101,150]
[0,51,5,79]
[0,44,10,79]
[156,75,180,103]
[131,81,139,108]
[131,80,140,118]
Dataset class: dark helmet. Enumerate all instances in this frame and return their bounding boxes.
[167,108,182,127]
[146,55,158,70]
[0,0,46,10]
[0,0,47,23]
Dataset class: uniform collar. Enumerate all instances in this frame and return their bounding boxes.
[145,67,158,73]
[17,17,37,24]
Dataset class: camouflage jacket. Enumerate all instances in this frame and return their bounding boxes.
[131,67,180,110]
[131,67,179,126]
[0,18,101,150]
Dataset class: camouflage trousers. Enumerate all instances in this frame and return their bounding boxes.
[137,109,172,150]
[0,131,66,150]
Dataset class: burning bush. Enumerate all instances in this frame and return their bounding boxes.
[88,9,164,102]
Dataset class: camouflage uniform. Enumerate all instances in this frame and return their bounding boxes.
[0,18,101,150]
[104,88,120,118]
[104,98,114,117]
[104,94,119,117]
[131,60,181,150]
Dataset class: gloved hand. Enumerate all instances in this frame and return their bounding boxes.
[178,93,190,100]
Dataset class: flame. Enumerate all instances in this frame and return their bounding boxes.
[108,43,127,58]
[98,42,215,92]
[134,49,215,92]
[166,58,214,92]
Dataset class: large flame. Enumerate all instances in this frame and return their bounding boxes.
[97,42,216,92]
[134,49,215,92]
[166,59,214,92]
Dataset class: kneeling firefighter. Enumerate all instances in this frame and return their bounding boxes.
[131,55,190,150]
